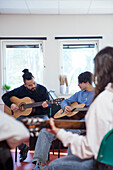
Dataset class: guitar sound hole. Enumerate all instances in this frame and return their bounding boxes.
[19,103,25,111]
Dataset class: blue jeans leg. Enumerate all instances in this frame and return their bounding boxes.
[48,155,97,170]
[32,128,56,165]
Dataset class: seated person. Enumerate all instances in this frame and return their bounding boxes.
[0,110,29,170]
[2,68,50,162]
[47,46,113,170]
[32,71,94,170]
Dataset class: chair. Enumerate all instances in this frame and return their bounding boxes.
[96,129,113,167]
[48,139,63,161]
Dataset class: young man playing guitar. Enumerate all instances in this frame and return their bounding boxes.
[2,69,50,162]
[60,71,94,119]
[32,71,94,170]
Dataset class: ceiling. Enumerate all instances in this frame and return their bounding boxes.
[0,0,113,15]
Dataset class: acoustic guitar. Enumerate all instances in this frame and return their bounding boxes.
[4,96,64,119]
[21,117,86,136]
[54,102,88,120]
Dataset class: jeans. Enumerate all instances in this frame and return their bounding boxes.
[32,129,81,165]
[48,155,97,170]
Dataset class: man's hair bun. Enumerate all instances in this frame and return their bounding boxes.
[22,69,29,74]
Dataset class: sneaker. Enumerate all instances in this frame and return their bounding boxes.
[19,145,29,162]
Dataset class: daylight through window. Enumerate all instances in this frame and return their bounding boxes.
[60,41,99,94]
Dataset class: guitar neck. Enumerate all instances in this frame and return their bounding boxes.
[44,119,86,129]
[25,99,62,109]
[25,101,43,108]
[72,108,88,112]
[23,119,86,130]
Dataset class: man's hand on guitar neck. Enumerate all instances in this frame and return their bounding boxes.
[42,100,48,108]
[11,103,19,112]
[46,118,60,135]
[64,105,72,113]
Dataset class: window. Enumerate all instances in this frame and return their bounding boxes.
[59,40,99,94]
[1,40,44,91]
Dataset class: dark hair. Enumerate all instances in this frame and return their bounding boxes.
[78,71,93,85]
[94,46,113,99]
[22,69,34,83]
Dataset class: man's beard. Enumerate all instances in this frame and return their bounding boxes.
[31,87,36,91]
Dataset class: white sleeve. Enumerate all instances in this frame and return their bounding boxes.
[0,111,30,148]
[56,91,113,159]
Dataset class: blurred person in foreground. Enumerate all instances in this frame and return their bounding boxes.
[0,111,29,170]
[47,46,113,170]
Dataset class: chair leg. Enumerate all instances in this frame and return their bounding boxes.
[15,147,17,162]
[52,141,55,155]
[58,141,61,158]
[48,152,50,161]
[48,140,61,161]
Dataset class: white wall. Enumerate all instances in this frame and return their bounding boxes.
[0,14,113,102]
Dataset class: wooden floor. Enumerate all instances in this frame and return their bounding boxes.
[11,148,67,170]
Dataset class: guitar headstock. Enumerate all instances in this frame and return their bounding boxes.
[21,117,45,137]
[49,98,64,105]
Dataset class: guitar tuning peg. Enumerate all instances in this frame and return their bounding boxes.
[27,118,32,124]
[35,127,39,131]
[30,132,34,137]
[32,118,37,123]
[30,128,33,131]
[35,132,39,137]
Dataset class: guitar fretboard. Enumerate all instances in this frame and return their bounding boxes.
[25,100,61,109]
[72,107,88,112]
[22,118,86,131]
[25,101,43,108]
[60,107,88,115]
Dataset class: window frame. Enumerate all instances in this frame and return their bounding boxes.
[59,39,100,94]
[1,39,44,93]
